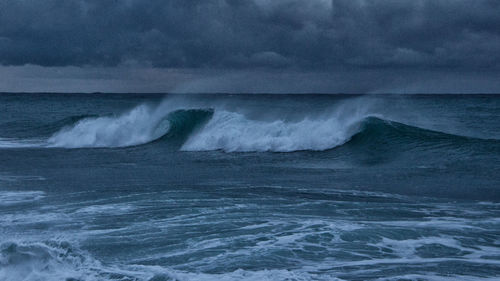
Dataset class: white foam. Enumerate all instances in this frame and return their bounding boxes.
[375,274,500,281]
[2,96,380,151]
[0,174,46,182]
[151,268,345,281]
[75,203,135,215]
[47,104,170,148]
[0,240,347,281]
[0,240,160,281]
[0,138,43,148]
[377,218,488,230]
[370,236,463,258]
[0,241,98,281]
[0,212,70,227]
[181,109,368,152]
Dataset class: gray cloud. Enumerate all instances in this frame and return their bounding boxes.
[1,0,500,71]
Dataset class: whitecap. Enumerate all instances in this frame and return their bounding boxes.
[47,104,170,148]
[181,110,367,152]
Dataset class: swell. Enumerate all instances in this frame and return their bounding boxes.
[180,111,499,153]
[0,104,497,152]
[0,115,94,138]
[345,116,500,152]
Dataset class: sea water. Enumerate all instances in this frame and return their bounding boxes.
[0,93,499,280]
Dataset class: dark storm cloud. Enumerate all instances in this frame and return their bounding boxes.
[1,0,500,71]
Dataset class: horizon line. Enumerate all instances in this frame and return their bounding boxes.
[1,92,500,95]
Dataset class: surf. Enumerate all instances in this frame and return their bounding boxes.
[46,105,213,148]
[180,109,366,152]
[0,97,497,152]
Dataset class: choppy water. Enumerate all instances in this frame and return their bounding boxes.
[0,93,499,280]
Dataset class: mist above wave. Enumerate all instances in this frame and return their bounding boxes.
[1,96,494,152]
[181,109,368,152]
[43,97,373,151]
[46,104,169,148]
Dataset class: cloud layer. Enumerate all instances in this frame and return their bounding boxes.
[1,0,499,71]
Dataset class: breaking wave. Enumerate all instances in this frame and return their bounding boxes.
[46,105,212,148]
[181,110,364,152]
[0,101,497,152]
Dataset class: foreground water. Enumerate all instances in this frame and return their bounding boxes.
[0,93,499,280]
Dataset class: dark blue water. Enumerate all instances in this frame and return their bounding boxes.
[0,93,499,280]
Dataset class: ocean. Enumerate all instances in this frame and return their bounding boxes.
[0,93,499,280]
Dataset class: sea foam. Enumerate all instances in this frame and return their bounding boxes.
[5,96,484,152]
[181,109,367,152]
[43,97,374,151]
[47,104,169,148]
[180,98,374,152]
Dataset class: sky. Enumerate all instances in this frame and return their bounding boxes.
[0,0,499,93]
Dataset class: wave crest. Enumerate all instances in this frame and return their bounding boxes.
[45,104,213,148]
[1,99,495,152]
[47,105,166,148]
[181,110,366,152]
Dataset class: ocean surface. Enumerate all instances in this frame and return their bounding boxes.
[0,93,499,281]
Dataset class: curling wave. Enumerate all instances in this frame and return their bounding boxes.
[180,112,499,152]
[181,110,365,152]
[1,103,497,152]
[47,105,213,148]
